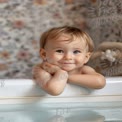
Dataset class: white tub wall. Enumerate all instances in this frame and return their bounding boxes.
[0,77,122,97]
[0,77,122,104]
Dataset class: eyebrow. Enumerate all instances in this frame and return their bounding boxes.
[73,48,85,52]
[74,48,83,50]
[52,47,63,49]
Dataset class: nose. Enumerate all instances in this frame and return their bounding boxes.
[63,52,73,60]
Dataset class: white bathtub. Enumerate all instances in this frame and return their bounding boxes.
[0,77,122,107]
[0,77,122,122]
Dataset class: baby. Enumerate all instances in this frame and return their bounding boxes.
[33,26,106,95]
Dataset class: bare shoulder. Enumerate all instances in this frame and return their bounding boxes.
[33,63,42,68]
[81,65,97,74]
[32,63,51,81]
[32,63,44,75]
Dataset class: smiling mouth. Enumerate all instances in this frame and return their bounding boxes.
[62,62,74,64]
[61,63,75,66]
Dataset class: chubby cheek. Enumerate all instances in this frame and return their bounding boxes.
[46,53,62,64]
[76,56,86,65]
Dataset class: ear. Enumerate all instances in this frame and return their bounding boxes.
[84,52,92,64]
[40,48,47,61]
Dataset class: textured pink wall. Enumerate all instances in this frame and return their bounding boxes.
[0,0,122,78]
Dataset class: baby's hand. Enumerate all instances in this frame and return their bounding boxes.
[41,62,61,74]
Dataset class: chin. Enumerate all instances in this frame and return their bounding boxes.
[62,67,74,72]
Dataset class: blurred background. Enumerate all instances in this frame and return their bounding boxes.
[0,0,122,79]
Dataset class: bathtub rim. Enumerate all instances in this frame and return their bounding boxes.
[0,76,122,105]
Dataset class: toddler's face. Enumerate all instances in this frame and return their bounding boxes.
[40,36,91,73]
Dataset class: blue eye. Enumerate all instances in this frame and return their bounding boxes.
[56,50,64,53]
[73,50,81,54]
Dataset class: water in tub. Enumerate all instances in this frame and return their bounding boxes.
[0,102,122,122]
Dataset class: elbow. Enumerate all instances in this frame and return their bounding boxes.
[49,88,63,96]
[95,75,106,89]
[46,83,64,96]
[49,90,63,96]
[48,88,64,96]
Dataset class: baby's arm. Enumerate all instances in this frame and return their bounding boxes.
[68,65,106,89]
[33,63,68,96]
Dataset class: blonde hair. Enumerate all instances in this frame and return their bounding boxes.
[40,26,94,52]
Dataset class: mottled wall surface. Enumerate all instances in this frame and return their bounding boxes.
[0,0,122,78]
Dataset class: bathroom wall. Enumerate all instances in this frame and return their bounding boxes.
[0,0,122,78]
